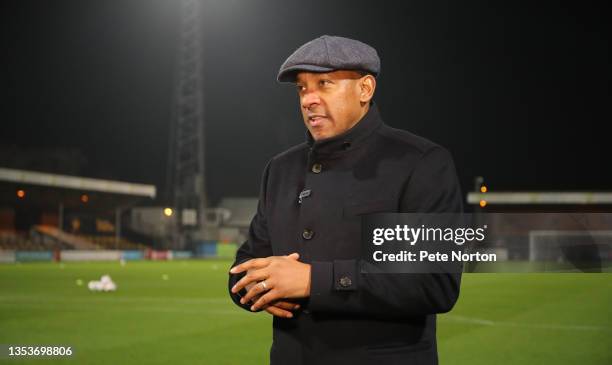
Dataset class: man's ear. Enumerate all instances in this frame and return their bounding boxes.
[359,75,376,104]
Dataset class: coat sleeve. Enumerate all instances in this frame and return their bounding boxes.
[228,160,274,311]
[308,146,464,318]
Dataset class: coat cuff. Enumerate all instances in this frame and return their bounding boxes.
[309,260,358,312]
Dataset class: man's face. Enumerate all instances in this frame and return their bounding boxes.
[296,70,367,141]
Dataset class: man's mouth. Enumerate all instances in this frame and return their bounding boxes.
[307,115,327,127]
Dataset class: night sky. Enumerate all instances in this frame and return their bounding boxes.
[2,0,610,204]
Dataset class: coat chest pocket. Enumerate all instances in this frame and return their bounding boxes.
[343,199,397,217]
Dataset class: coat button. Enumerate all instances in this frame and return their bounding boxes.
[339,276,352,287]
[302,228,314,240]
[311,163,322,173]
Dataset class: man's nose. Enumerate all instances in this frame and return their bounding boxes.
[301,90,321,110]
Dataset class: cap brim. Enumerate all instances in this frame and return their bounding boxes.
[277,64,336,83]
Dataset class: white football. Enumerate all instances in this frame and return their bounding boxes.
[102,281,117,292]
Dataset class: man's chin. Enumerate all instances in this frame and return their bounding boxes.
[310,129,332,141]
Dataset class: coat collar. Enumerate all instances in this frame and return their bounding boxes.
[305,102,383,156]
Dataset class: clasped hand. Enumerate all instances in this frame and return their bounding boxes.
[230,253,311,318]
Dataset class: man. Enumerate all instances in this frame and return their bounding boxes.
[228,35,463,364]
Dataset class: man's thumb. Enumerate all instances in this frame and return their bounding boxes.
[287,252,300,260]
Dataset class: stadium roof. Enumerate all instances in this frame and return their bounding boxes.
[0,167,156,198]
[467,192,612,205]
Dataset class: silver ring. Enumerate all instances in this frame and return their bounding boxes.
[260,280,268,290]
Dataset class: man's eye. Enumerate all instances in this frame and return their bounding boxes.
[296,85,305,92]
[319,80,332,86]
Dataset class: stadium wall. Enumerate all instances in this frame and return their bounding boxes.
[0,250,15,263]
[61,250,122,261]
[0,249,195,263]
[16,251,54,262]
[0,241,239,263]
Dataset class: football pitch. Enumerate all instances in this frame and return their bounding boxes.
[0,260,610,364]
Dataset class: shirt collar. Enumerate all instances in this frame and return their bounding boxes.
[305,102,383,156]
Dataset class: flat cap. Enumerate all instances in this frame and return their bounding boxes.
[277,35,380,82]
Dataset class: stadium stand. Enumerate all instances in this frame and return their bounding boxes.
[32,225,98,250]
[79,235,148,250]
[0,230,40,250]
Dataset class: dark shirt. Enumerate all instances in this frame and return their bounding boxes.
[228,103,463,365]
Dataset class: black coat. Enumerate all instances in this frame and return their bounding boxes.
[228,104,463,365]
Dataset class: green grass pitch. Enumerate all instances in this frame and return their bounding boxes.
[0,260,610,364]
